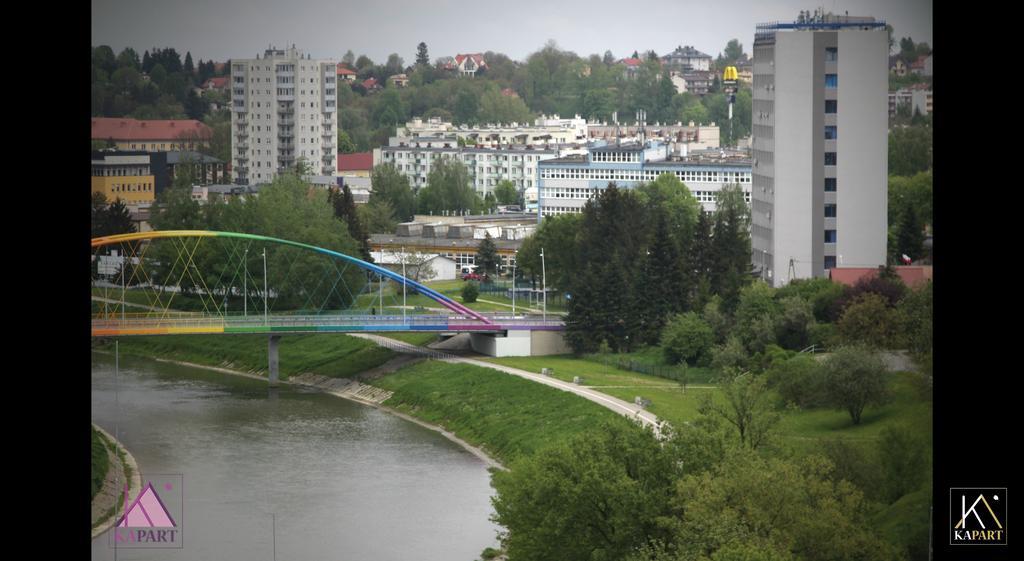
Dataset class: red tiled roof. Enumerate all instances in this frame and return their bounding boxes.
[620,58,644,67]
[829,266,933,288]
[337,152,373,172]
[91,118,212,142]
[336,64,357,76]
[361,77,379,88]
[202,77,229,89]
[455,53,487,68]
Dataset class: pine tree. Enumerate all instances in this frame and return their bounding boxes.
[416,42,430,66]
[690,210,714,310]
[329,186,371,260]
[474,233,501,276]
[639,211,685,344]
[142,50,152,74]
[710,185,752,315]
[184,51,194,76]
[105,198,137,236]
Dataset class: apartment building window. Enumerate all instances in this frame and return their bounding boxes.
[824,204,837,218]
[824,230,837,243]
[824,126,837,140]
[825,74,838,88]
[825,48,838,62]
[824,256,837,269]
[824,152,837,165]
[824,178,837,192]
[825,100,837,113]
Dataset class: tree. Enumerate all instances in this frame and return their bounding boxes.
[355,55,374,71]
[454,89,480,125]
[329,185,371,260]
[822,346,891,425]
[732,281,779,354]
[493,180,519,206]
[888,125,932,176]
[661,312,714,366]
[415,42,430,67]
[766,354,825,408]
[342,50,355,66]
[774,296,815,351]
[117,47,141,71]
[184,51,194,77]
[877,425,929,503]
[474,232,501,275]
[370,163,416,221]
[723,39,744,63]
[93,45,117,75]
[417,157,480,215]
[490,422,682,561]
[837,293,897,348]
[697,370,778,449]
[668,451,899,561]
[337,130,357,154]
[461,281,479,303]
[603,50,615,66]
[104,198,137,236]
[357,199,397,234]
[710,184,752,314]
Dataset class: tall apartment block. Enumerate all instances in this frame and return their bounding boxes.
[751,16,888,286]
[231,46,337,184]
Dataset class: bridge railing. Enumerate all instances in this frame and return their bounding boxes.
[91,313,565,331]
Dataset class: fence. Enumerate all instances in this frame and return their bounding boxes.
[590,354,695,384]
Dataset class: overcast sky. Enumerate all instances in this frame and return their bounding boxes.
[92,0,932,64]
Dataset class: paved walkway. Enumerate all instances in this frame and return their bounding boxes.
[351,334,662,436]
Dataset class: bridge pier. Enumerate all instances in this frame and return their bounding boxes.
[268,335,281,387]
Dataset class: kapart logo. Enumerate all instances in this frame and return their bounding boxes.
[950,488,1007,545]
[109,474,184,549]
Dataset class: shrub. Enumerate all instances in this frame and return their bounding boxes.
[766,354,826,408]
[877,424,929,503]
[837,293,897,348]
[711,337,748,371]
[821,346,891,425]
[661,312,715,366]
[461,281,479,303]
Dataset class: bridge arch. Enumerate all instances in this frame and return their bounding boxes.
[92,230,491,324]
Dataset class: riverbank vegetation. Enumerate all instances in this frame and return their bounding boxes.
[95,334,395,381]
[91,426,110,501]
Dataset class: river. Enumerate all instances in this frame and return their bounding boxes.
[91,352,500,560]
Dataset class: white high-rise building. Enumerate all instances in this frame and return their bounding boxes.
[751,15,888,286]
[231,46,337,184]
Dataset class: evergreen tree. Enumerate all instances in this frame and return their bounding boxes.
[895,205,925,263]
[105,198,137,236]
[329,186,371,260]
[184,51,194,76]
[416,42,430,66]
[710,184,752,315]
[142,50,152,73]
[690,210,714,310]
[638,210,685,344]
[474,233,501,276]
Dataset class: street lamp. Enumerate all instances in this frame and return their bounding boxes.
[512,250,517,317]
[401,246,407,324]
[262,248,268,326]
[540,247,546,321]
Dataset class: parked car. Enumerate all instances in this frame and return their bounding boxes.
[462,272,483,281]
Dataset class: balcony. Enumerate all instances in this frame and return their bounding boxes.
[236,143,248,150]
[278,130,294,139]
[322,154,334,162]
[279,117,295,126]
[237,154,249,162]
[236,130,249,138]
[277,104,294,115]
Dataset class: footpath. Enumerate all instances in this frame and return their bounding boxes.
[91,424,142,539]
[350,334,663,436]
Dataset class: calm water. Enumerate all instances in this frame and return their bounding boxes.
[91,352,500,560]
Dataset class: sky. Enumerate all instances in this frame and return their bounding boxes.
[92,0,932,64]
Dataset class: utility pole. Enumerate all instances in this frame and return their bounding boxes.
[244,247,248,317]
[511,250,517,316]
[121,250,126,323]
[540,247,546,321]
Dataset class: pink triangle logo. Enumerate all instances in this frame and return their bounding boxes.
[117,482,177,528]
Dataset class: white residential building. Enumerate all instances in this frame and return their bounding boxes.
[398,115,588,147]
[231,46,337,184]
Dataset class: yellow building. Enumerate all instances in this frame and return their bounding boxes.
[91,152,161,206]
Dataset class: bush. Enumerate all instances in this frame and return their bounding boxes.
[774,296,815,350]
[877,424,929,504]
[661,312,715,366]
[766,354,826,408]
[837,293,898,348]
[808,322,838,349]
[461,281,479,303]
[711,337,748,371]
[821,439,882,501]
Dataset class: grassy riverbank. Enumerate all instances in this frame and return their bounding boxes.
[91,426,110,501]
[373,360,635,464]
[96,334,396,381]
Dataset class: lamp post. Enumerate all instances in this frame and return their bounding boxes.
[512,250,517,317]
[244,247,248,318]
[262,248,268,326]
[401,246,407,324]
[540,247,546,321]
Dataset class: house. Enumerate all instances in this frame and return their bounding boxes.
[454,53,487,76]
[889,56,907,76]
[387,73,409,88]
[829,266,933,288]
[336,64,357,82]
[909,54,932,76]
[361,77,381,93]
[337,152,374,177]
[661,45,712,72]
[369,250,458,281]
[681,71,714,96]
[91,118,213,151]
[200,77,229,92]
[619,57,645,78]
